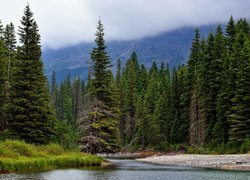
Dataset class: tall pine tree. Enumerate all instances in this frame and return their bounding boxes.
[79,20,120,153]
[7,5,55,144]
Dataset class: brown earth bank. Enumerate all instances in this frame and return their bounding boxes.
[136,154,250,171]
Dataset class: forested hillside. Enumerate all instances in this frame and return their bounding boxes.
[43,25,217,82]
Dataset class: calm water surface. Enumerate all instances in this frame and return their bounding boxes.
[0,159,250,180]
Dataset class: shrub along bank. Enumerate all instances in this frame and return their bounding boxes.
[0,140,103,173]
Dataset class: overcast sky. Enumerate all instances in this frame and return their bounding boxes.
[0,0,250,49]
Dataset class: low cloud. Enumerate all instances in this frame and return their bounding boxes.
[0,0,249,49]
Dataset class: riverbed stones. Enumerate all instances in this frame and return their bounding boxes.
[137,154,250,171]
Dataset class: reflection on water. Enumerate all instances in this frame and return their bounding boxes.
[0,159,250,180]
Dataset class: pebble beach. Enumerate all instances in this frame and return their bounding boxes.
[137,154,250,171]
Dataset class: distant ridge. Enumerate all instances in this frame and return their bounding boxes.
[42,24,218,82]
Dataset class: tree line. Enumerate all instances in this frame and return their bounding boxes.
[0,5,249,154]
[51,16,250,153]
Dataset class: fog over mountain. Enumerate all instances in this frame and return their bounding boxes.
[43,24,219,82]
[0,0,249,49]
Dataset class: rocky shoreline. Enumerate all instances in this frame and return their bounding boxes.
[137,154,250,171]
[97,151,161,159]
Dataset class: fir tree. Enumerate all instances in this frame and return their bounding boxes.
[209,25,226,144]
[3,23,16,85]
[135,94,148,148]
[72,76,82,119]
[115,59,122,89]
[124,53,139,144]
[50,70,57,107]
[228,31,250,144]
[170,67,180,143]
[90,20,112,105]
[119,73,128,145]
[0,21,7,132]
[144,63,159,146]
[7,5,55,144]
[176,65,189,143]
[0,23,17,135]
[79,20,120,153]
[188,29,205,146]
[137,64,148,93]
[225,16,236,53]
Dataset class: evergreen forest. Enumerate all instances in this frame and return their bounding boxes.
[0,6,250,154]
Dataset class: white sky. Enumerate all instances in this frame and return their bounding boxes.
[0,0,250,49]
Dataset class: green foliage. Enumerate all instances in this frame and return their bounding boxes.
[1,11,250,155]
[0,140,103,173]
[228,29,250,144]
[240,138,250,153]
[0,140,36,158]
[78,20,120,153]
[114,16,250,153]
[90,20,112,104]
[186,146,212,154]
[0,31,7,132]
[53,119,79,150]
[41,143,65,155]
[5,5,56,144]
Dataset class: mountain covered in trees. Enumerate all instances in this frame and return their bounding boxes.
[0,5,250,154]
[43,24,218,82]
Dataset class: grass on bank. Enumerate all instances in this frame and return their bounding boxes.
[0,140,103,173]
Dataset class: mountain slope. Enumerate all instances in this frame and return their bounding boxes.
[42,24,217,81]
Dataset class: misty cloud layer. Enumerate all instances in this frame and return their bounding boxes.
[0,0,250,49]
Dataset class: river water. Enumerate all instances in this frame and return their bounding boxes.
[1,159,250,180]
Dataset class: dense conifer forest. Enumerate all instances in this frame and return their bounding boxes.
[0,5,250,154]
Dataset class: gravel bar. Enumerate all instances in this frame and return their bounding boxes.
[137,154,250,171]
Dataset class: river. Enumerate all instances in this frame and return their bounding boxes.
[0,159,250,180]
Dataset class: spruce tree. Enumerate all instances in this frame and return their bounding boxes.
[201,33,214,142]
[144,62,159,146]
[135,93,147,148]
[225,16,236,53]
[177,65,189,143]
[3,23,16,85]
[115,59,122,88]
[151,63,169,147]
[188,29,205,146]
[79,20,120,153]
[50,70,57,107]
[0,21,7,132]
[169,67,180,143]
[72,76,82,119]
[0,23,17,136]
[7,5,55,144]
[119,72,128,145]
[236,18,250,36]
[137,64,148,93]
[209,25,226,144]
[59,80,74,123]
[228,30,250,144]
[216,19,236,144]
[124,53,139,144]
[91,20,112,105]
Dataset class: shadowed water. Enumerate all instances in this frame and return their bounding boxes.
[0,159,250,180]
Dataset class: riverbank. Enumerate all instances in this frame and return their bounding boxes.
[0,140,103,173]
[137,154,250,171]
[97,150,162,159]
